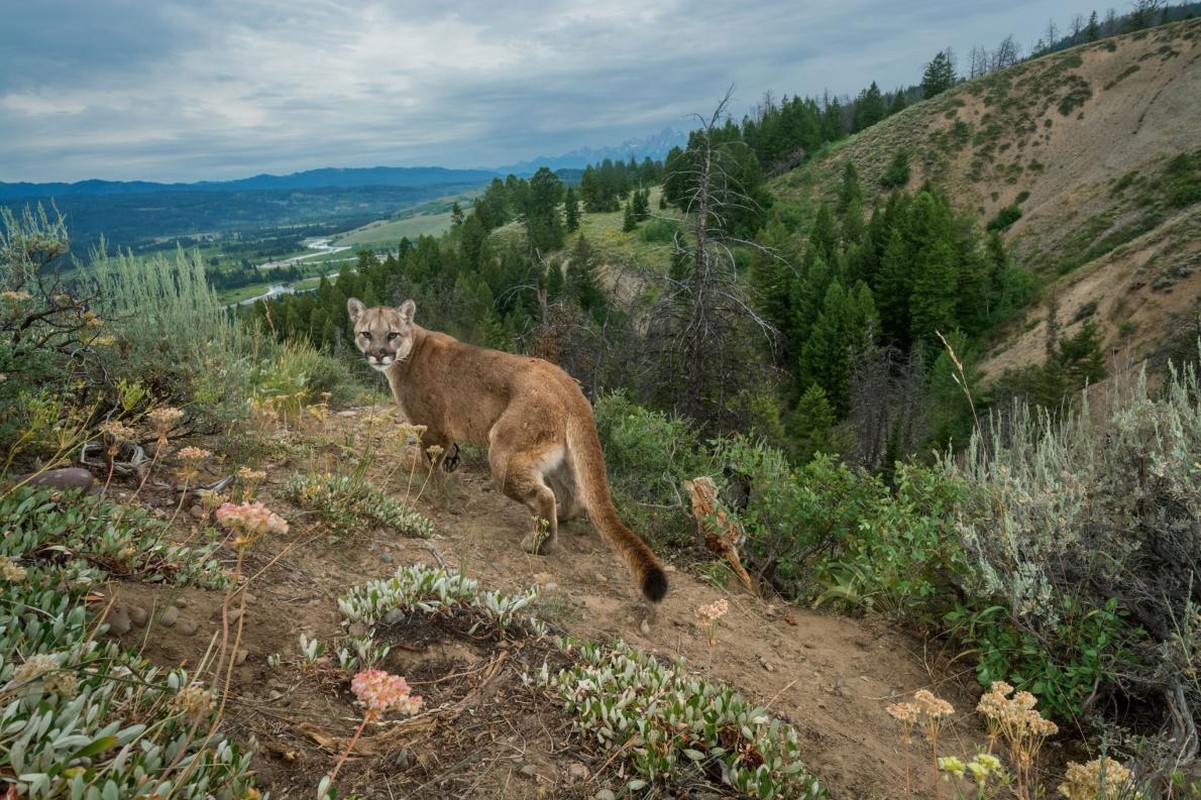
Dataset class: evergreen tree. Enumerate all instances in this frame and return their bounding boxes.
[622,200,638,232]
[852,82,887,132]
[564,187,581,232]
[787,383,837,461]
[798,280,878,413]
[921,50,957,98]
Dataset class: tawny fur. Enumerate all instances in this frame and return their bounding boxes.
[348,297,668,603]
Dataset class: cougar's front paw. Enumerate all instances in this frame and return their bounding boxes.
[441,442,461,473]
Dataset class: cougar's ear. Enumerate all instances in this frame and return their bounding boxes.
[347,297,366,323]
[399,299,416,325]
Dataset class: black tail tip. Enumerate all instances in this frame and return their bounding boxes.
[642,568,669,603]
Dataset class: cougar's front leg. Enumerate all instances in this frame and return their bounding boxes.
[416,430,460,473]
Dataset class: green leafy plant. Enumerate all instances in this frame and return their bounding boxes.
[0,487,256,799]
[535,639,827,799]
[282,471,434,538]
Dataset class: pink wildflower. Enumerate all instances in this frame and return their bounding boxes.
[215,500,289,543]
[351,669,423,719]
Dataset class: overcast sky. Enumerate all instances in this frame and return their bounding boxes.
[1,0,1104,183]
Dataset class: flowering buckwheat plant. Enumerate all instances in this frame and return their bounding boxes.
[1057,756,1141,800]
[350,668,423,720]
[215,501,288,546]
[977,681,1059,800]
[147,407,184,440]
[695,598,730,646]
[322,668,423,796]
[887,689,957,799]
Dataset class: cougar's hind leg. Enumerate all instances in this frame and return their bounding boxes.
[545,455,584,523]
[489,444,560,554]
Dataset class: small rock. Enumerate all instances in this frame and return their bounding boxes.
[567,763,589,783]
[228,607,244,623]
[244,593,257,603]
[761,660,775,672]
[594,790,616,800]
[382,609,406,626]
[337,410,358,417]
[189,505,206,519]
[104,605,132,636]
[173,598,188,608]
[235,649,249,665]
[393,749,415,770]
[177,620,198,637]
[159,605,180,627]
[381,552,394,564]
[519,764,537,779]
[15,467,96,491]
[127,606,149,627]
[639,619,650,635]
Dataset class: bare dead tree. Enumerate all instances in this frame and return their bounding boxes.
[652,88,780,433]
[991,35,1022,72]
[968,45,991,79]
[1045,18,1060,50]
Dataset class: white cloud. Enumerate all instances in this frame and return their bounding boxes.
[0,0,1102,182]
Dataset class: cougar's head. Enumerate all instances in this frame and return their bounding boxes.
[347,298,416,372]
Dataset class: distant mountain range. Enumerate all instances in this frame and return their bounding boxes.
[0,127,690,199]
[0,166,501,200]
[500,127,688,174]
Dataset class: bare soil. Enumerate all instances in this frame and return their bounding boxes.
[98,407,991,799]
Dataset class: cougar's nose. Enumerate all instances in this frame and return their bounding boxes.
[373,348,387,359]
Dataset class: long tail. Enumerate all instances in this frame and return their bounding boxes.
[567,417,669,603]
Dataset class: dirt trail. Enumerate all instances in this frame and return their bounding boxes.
[102,408,986,799]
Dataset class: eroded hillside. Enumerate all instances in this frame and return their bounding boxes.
[776,18,1201,377]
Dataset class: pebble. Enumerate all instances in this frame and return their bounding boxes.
[104,605,132,636]
[337,410,358,417]
[381,552,394,564]
[594,790,616,800]
[189,505,206,519]
[235,649,249,665]
[177,620,199,637]
[382,609,406,625]
[519,764,537,779]
[128,606,149,627]
[174,598,188,608]
[159,605,180,627]
[228,608,244,623]
[639,619,650,635]
[566,763,589,783]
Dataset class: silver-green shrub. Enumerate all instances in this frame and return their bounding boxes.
[88,244,255,429]
[950,364,1201,747]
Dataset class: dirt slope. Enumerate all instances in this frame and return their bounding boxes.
[775,18,1201,378]
[99,407,988,799]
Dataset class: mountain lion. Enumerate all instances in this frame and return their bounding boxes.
[348,297,668,603]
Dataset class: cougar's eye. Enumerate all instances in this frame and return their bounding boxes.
[387,332,399,342]
[360,331,372,341]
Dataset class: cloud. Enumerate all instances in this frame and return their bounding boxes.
[0,0,1101,182]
